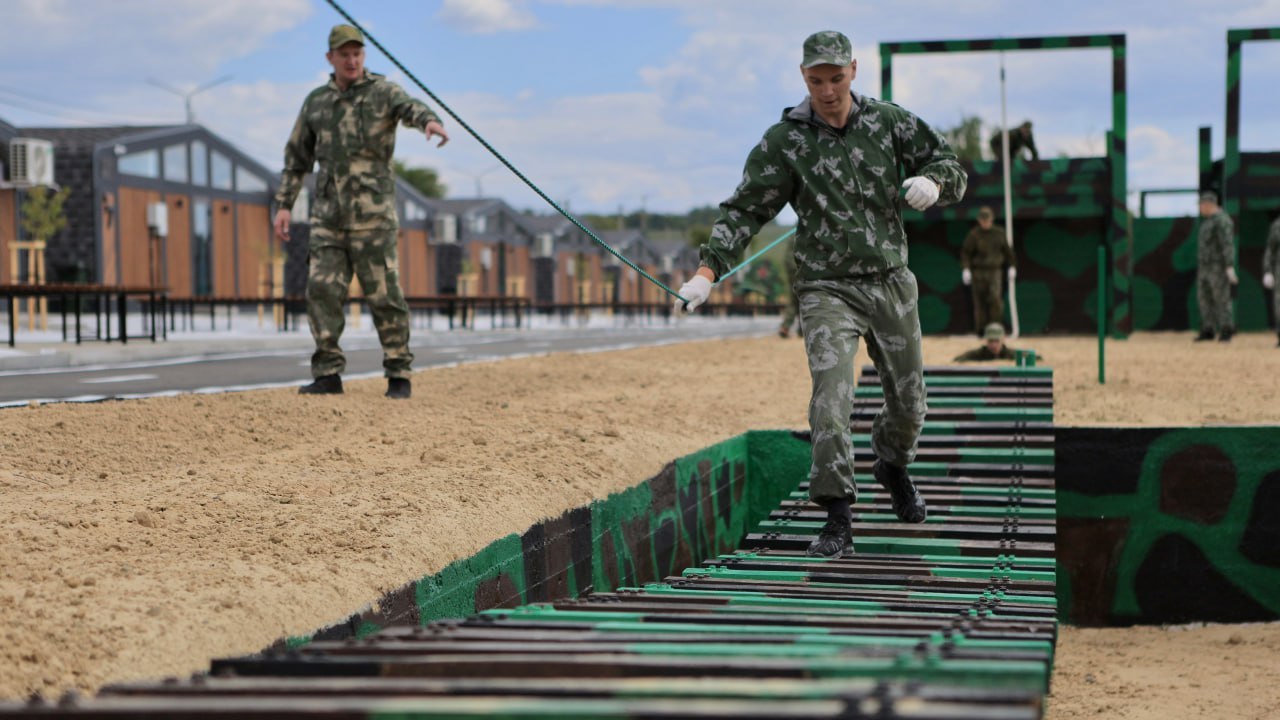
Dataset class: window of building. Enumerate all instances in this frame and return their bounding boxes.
[162,144,188,183]
[191,140,208,186]
[192,198,212,297]
[118,149,159,178]
[210,150,232,190]
[470,214,487,234]
[235,165,267,193]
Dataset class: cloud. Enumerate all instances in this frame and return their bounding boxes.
[436,0,539,34]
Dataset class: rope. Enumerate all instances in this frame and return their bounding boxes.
[323,0,686,302]
[713,228,795,286]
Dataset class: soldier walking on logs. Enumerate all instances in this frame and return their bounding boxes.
[677,31,967,558]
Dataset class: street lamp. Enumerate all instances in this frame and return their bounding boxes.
[148,75,233,124]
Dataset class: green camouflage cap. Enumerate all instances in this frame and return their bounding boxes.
[328,24,364,50]
[983,323,1006,341]
[802,31,852,68]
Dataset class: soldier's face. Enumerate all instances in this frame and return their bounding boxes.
[978,216,993,229]
[1199,201,1215,217]
[326,43,366,85]
[986,339,1003,353]
[801,62,856,121]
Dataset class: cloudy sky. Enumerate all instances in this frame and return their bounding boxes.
[2,0,1279,217]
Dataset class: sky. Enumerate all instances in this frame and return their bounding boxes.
[1,0,1279,218]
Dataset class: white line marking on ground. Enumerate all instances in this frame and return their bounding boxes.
[80,374,160,384]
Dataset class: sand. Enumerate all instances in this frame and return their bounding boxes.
[1,329,1279,714]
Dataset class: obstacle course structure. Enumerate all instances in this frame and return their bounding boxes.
[2,366,1059,718]
[880,34,1129,336]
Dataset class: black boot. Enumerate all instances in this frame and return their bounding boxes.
[386,377,412,399]
[1194,329,1215,342]
[1218,327,1235,342]
[806,498,854,557]
[299,374,343,395]
[874,459,927,523]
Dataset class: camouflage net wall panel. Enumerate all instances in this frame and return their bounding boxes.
[1056,427,1280,626]
[272,430,806,649]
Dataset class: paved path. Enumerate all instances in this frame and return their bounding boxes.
[0,318,777,406]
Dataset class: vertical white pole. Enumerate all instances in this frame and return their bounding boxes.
[1000,51,1020,339]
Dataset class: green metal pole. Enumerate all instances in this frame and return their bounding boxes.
[1097,245,1106,384]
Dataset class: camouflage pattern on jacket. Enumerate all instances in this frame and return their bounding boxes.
[700,92,967,283]
[274,71,440,232]
[961,225,1014,270]
[1197,209,1235,271]
[1264,216,1280,327]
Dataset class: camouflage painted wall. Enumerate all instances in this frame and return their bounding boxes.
[275,430,807,648]
[907,157,1111,335]
[1056,427,1280,626]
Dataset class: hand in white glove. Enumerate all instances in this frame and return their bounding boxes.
[1264,272,1276,290]
[1225,267,1238,285]
[961,268,972,286]
[1008,267,1017,281]
[675,274,713,314]
[902,176,940,211]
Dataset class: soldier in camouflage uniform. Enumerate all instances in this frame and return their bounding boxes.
[1263,214,1280,346]
[989,121,1039,163]
[676,31,967,557]
[1194,191,1237,342]
[960,206,1016,336]
[778,234,800,338]
[273,24,450,398]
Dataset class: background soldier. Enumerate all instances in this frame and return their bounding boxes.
[273,24,450,398]
[1263,213,1280,347]
[677,31,967,558]
[1194,191,1237,342]
[960,206,1016,336]
[989,120,1039,162]
[954,323,1020,362]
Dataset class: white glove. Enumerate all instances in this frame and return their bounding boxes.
[675,274,713,314]
[1008,267,1017,281]
[1264,272,1275,289]
[902,176,940,211]
[1225,267,1238,285]
[961,268,972,286]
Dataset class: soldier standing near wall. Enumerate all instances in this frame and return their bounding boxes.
[273,24,450,398]
[960,206,1016,337]
[1194,191,1237,342]
[677,31,967,557]
[1263,213,1280,347]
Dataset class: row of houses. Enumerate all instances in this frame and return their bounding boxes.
[0,118,738,307]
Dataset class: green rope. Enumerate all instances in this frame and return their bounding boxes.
[323,0,686,302]
[713,228,796,286]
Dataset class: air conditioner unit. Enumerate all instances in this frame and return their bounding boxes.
[8,138,55,187]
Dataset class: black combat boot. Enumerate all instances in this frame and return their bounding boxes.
[386,377,412,399]
[298,374,343,395]
[1218,326,1235,342]
[1194,329,1215,342]
[874,459,927,523]
[806,498,854,557]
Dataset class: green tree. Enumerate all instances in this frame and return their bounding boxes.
[20,185,71,245]
[939,115,985,163]
[393,160,446,198]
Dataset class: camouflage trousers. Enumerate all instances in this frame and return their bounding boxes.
[796,268,927,504]
[970,268,1003,335]
[1196,266,1234,334]
[307,226,413,379]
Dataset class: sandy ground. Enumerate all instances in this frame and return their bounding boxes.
[1,329,1279,713]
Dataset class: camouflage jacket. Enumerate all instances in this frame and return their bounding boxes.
[700,93,967,282]
[1263,217,1280,275]
[1197,209,1235,270]
[273,71,440,231]
[961,225,1015,270]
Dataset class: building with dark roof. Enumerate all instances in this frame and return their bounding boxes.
[0,119,277,297]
